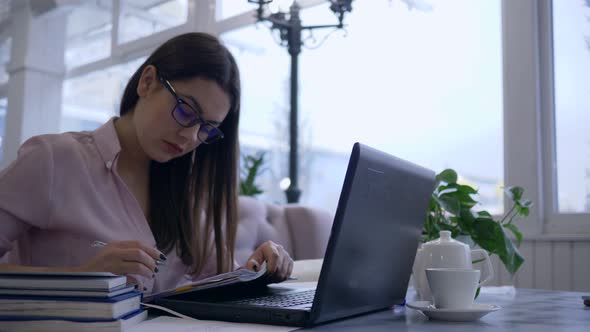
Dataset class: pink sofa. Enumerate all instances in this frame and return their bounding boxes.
[234,196,333,266]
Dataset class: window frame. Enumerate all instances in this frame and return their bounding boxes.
[503,0,590,236]
[0,31,10,164]
[538,0,590,233]
[0,31,9,99]
[67,0,212,80]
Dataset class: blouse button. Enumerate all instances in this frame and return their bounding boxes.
[105,161,113,170]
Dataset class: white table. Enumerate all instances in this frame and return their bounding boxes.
[134,286,589,331]
[304,287,590,331]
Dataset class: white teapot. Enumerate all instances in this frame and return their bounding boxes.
[412,230,494,301]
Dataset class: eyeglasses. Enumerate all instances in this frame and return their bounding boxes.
[157,74,224,144]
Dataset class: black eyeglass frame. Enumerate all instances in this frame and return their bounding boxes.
[156,73,224,144]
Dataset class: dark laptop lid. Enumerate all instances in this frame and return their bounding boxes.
[309,143,436,326]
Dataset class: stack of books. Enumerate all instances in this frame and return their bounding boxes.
[0,271,147,332]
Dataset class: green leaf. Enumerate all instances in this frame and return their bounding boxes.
[471,219,524,274]
[429,196,440,211]
[515,204,530,217]
[456,209,476,233]
[505,186,524,201]
[499,230,524,275]
[470,218,502,252]
[519,199,533,208]
[457,184,478,195]
[437,169,458,184]
[475,286,481,300]
[437,184,478,209]
[504,223,523,247]
[435,184,477,211]
[434,194,461,215]
[458,195,478,209]
[437,186,458,196]
[476,211,494,220]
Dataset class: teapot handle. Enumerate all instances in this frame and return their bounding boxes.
[471,249,494,286]
[412,247,427,298]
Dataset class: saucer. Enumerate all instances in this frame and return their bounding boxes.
[406,301,501,322]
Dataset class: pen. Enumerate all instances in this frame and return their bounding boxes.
[91,240,108,247]
[91,240,166,266]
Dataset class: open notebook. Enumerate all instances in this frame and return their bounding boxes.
[145,262,270,302]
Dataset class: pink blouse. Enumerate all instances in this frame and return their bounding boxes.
[0,118,225,294]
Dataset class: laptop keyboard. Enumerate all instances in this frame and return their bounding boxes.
[226,289,316,308]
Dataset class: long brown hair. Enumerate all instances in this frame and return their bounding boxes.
[120,33,240,275]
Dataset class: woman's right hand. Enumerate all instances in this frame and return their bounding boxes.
[78,241,165,290]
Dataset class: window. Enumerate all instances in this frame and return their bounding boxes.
[0,98,6,163]
[61,57,146,132]
[0,37,10,84]
[0,36,9,164]
[118,0,188,44]
[217,0,255,20]
[224,0,504,213]
[65,1,112,70]
[552,0,590,213]
[221,26,291,203]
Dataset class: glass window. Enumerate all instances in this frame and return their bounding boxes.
[118,0,188,44]
[0,37,10,84]
[217,0,255,20]
[221,25,290,204]
[0,98,6,163]
[65,1,112,70]
[61,57,146,132]
[225,0,503,214]
[553,0,590,213]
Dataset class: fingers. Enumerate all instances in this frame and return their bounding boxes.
[252,241,293,283]
[118,248,158,278]
[246,258,261,272]
[246,245,266,272]
[89,241,163,280]
[262,242,283,275]
[117,261,154,279]
[126,275,145,292]
[270,247,292,282]
[109,241,166,261]
[282,256,293,280]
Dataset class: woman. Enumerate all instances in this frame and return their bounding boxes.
[0,32,293,293]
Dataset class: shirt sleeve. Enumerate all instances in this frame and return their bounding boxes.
[0,136,55,258]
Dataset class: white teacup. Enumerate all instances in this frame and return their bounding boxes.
[426,268,481,309]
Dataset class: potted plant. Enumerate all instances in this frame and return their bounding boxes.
[239,152,267,197]
[422,169,532,276]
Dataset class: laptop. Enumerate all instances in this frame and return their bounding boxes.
[154,143,436,327]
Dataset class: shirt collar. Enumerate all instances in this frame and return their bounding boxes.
[92,117,121,170]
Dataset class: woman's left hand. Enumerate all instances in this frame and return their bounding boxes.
[245,241,293,283]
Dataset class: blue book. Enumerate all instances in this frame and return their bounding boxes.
[0,309,147,332]
[0,283,136,298]
[0,290,142,320]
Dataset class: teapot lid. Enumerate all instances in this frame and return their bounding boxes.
[422,230,468,249]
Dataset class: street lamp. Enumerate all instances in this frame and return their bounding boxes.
[247,0,354,203]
